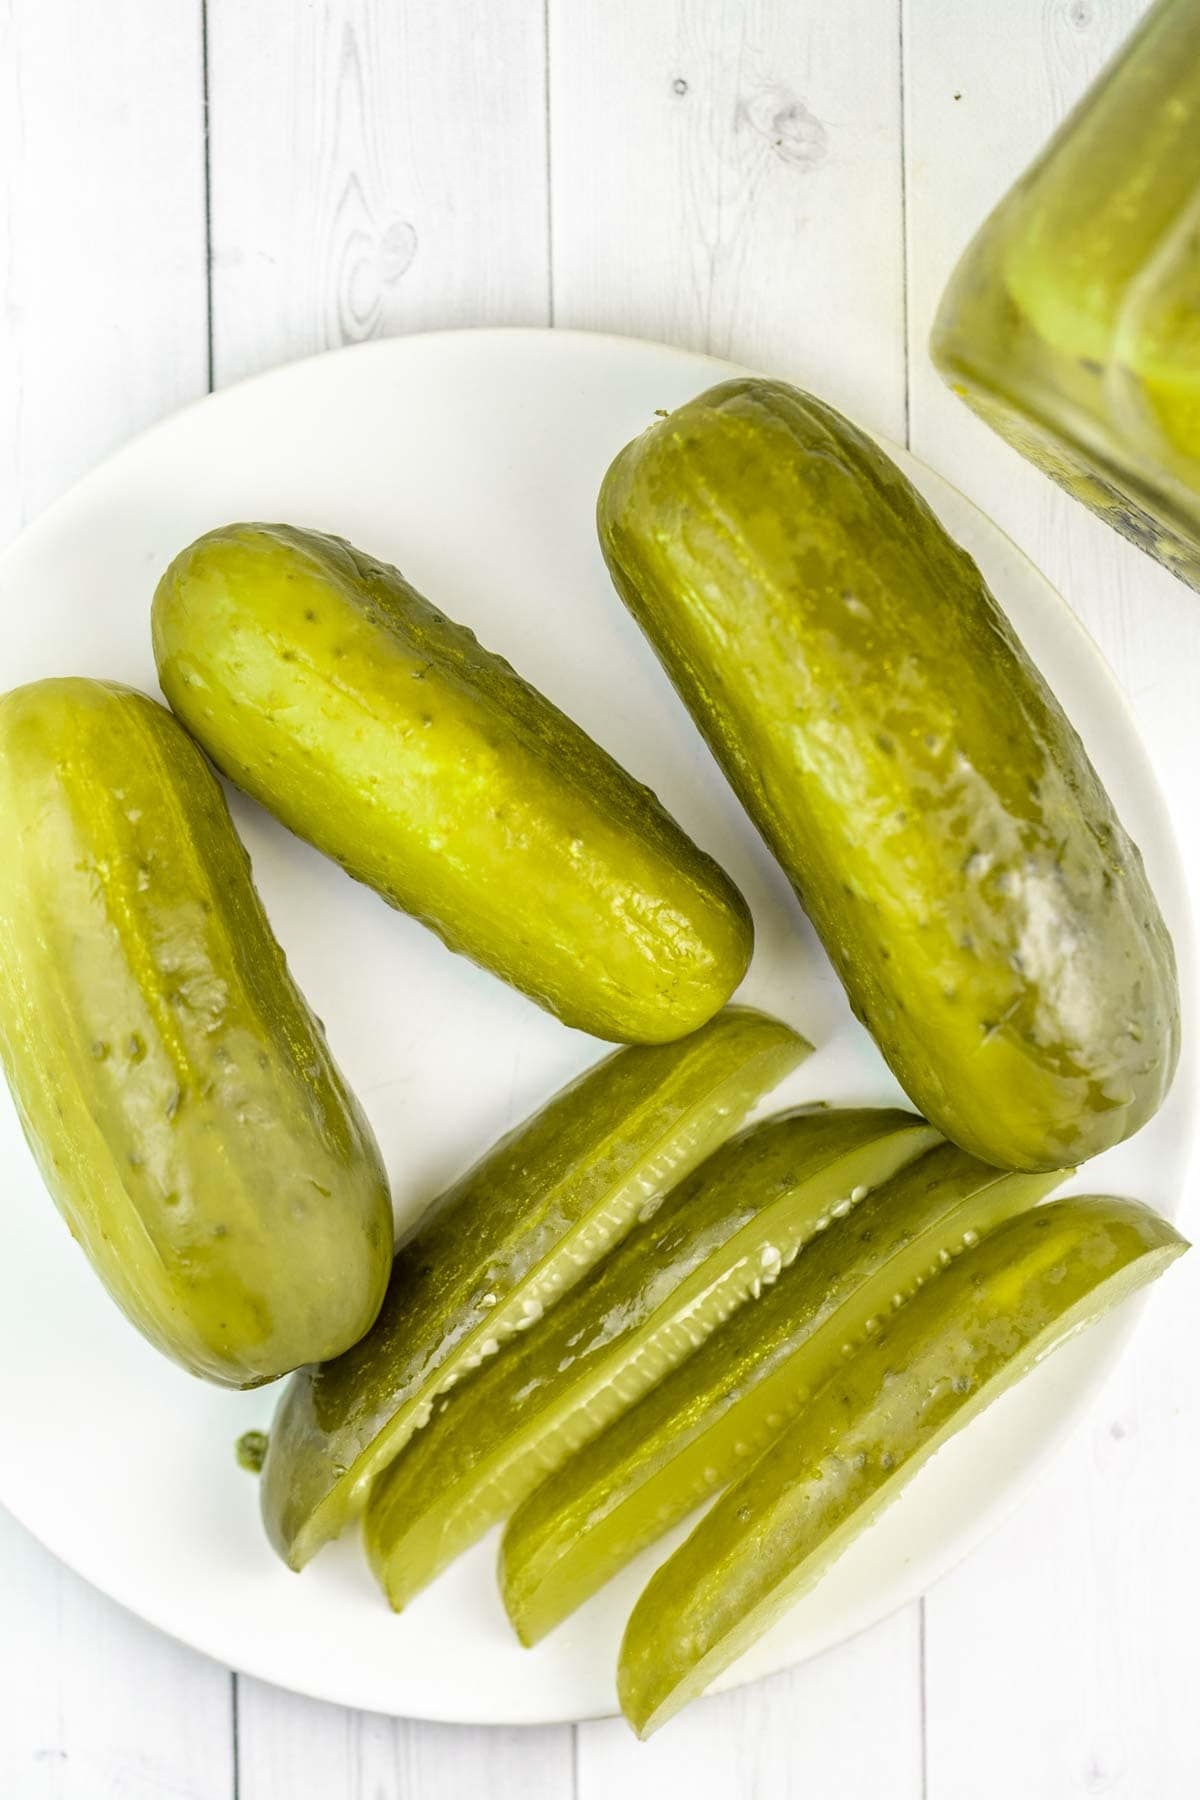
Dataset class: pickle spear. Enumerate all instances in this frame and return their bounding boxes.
[500,1142,1066,1644]
[365,1109,939,1610]
[261,1006,809,1568]
[618,1193,1187,1737]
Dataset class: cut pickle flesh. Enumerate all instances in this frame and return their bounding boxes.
[500,1141,1066,1644]
[618,1193,1187,1736]
[366,1109,938,1609]
[260,1006,809,1568]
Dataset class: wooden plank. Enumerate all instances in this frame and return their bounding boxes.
[236,1678,574,1800]
[554,2,922,1784]
[205,2,567,1788]
[206,0,550,388]
[0,0,209,544]
[548,0,907,438]
[905,4,1200,1795]
[576,1609,923,1799]
[922,1271,1200,1800]
[0,5,231,1796]
[0,1509,233,1800]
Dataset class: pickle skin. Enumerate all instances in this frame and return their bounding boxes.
[0,678,392,1388]
[260,1006,810,1569]
[618,1193,1187,1736]
[152,523,753,1045]
[499,1141,1066,1645]
[364,1108,939,1612]
[597,379,1179,1170]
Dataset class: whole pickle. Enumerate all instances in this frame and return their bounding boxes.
[0,678,392,1387]
[598,378,1179,1169]
[152,524,752,1044]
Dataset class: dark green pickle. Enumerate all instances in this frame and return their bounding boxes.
[261,1007,809,1568]
[500,1141,1065,1644]
[618,1193,1187,1735]
[598,378,1179,1170]
[0,679,392,1388]
[364,1108,937,1611]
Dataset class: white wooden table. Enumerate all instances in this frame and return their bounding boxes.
[2,3,1197,1795]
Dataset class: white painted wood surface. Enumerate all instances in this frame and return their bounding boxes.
[0,1,1195,1796]
[0,0,208,537]
[0,6,229,1797]
[206,0,550,387]
[548,0,906,436]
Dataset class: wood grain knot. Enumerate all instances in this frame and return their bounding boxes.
[380,219,419,285]
[737,85,828,170]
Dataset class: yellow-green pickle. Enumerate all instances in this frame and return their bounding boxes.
[617,1194,1187,1735]
[499,1142,1067,1645]
[598,379,1179,1170]
[932,0,1200,587]
[364,1108,937,1610]
[153,523,752,1043]
[261,1007,809,1568]
[0,679,393,1387]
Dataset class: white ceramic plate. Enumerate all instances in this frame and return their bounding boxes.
[0,329,1192,1725]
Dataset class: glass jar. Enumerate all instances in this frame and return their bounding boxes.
[931,0,1200,588]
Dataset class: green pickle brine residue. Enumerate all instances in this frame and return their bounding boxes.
[236,1431,269,1475]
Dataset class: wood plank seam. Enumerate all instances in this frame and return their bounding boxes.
[202,0,216,395]
[898,6,927,1794]
[544,0,555,326]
